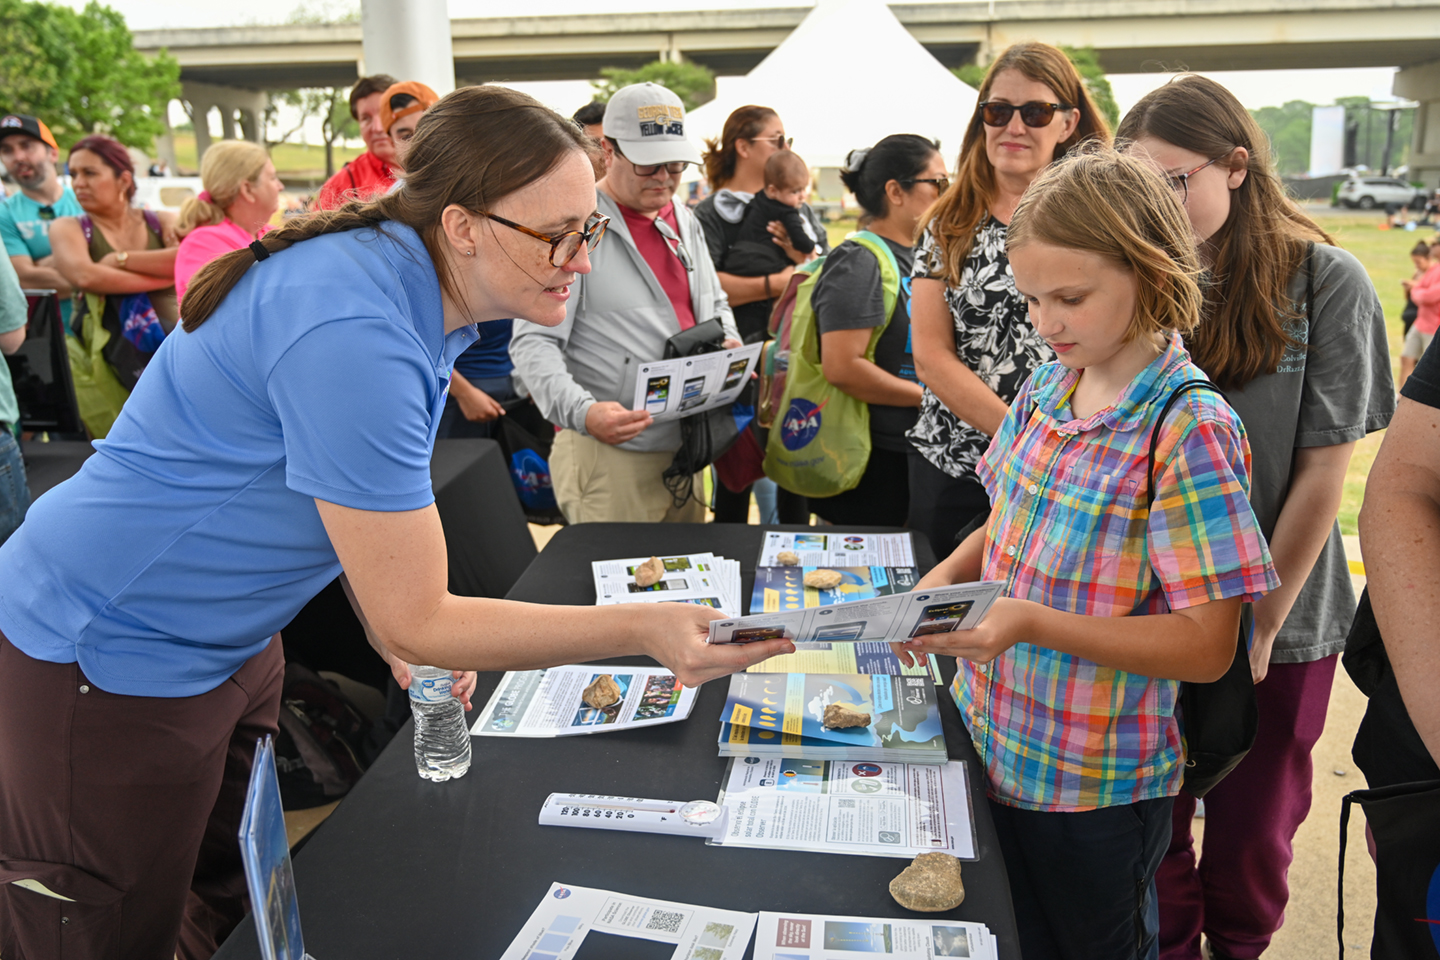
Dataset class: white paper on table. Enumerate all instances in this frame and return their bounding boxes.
[751,911,997,960]
[471,665,699,738]
[500,882,757,960]
[710,757,976,860]
[592,553,741,616]
[758,530,917,568]
[707,582,1004,645]
[630,342,763,423]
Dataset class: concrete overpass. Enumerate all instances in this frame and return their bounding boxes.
[134,0,1440,184]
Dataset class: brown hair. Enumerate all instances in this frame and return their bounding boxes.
[349,74,398,119]
[183,85,590,331]
[69,135,136,201]
[701,105,776,188]
[920,42,1110,285]
[176,140,270,235]
[1117,74,1333,389]
[764,151,810,191]
[1008,146,1204,342]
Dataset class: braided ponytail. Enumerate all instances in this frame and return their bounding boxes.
[181,84,590,330]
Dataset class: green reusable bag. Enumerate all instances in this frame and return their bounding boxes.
[762,231,900,497]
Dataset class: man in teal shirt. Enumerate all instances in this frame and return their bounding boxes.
[0,250,29,541]
[0,114,81,324]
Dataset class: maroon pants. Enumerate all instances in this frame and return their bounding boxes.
[1156,654,1338,960]
[0,631,284,960]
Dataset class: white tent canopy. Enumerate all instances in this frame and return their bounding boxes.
[685,0,978,172]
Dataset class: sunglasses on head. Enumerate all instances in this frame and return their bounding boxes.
[977,101,1073,129]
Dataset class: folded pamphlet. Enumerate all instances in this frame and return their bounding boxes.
[707,581,1004,645]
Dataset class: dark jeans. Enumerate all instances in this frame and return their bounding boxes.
[809,447,910,527]
[989,794,1174,960]
[0,430,30,545]
[0,631,284,960]
[906,451,989,559]
[436,375,517,440]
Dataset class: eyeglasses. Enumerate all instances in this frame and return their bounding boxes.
[901,178,950,193]
[1165,156,1226,205]
[652,217,693,273]
[610,140,689,177]
[484,212,609,267]
[977,101,1074,129]
[748,134,793,150]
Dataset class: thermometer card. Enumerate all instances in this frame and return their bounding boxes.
[706,582,1004,645]
[500,883,757,960]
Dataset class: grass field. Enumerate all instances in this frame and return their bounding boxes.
[825,205,1432,534]
[168,133,366,185]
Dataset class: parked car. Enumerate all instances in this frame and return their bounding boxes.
[1336,176,1427,210]
[132,175,204,213]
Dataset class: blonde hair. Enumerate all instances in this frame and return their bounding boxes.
[176,140,271,235]
[921,41,1111,285]
[1007,146,1204,341]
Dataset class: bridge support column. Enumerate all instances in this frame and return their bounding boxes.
[182,81,268,166]
[361,0,455,95]
[1396,59,1440,190]
[154,106,178,173]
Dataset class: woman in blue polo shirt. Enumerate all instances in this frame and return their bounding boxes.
[0,86,793,960]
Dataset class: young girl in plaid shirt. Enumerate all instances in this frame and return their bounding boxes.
[895,149,1278,960]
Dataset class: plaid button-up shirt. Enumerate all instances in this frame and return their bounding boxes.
[960,335,1278,812]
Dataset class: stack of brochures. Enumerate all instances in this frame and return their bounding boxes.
[591,552,742,616]
[718,673,948,765]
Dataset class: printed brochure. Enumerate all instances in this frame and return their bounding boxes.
[710,757,976,860]
[593,553,742,617]
[719,673,946,765]
[631,342,762,423]
[472,665,698,737]
[749,564,919,615]
[746,642,942,683]
[706,582,1004,646]
[752,912,997,960]
[500,882,756,960]
[758,531,916,568]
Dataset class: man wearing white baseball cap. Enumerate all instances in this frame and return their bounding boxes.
[512,82,739,524]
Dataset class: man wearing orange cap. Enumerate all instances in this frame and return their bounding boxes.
[313,74,399,210]
[0,114,81,322]
[380,80,439,166]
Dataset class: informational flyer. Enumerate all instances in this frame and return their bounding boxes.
[631,343,762,423]
[750,565,919,615]
[752,912,998,960]
[759,531,917,568]
[593,553,742,617]
[746,643,942,683]
[500,883,756,960]
[707,582,1004,646]
[472,665,698,738]
[710,757,976,860]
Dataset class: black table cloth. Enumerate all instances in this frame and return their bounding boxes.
[214,522,1018,959]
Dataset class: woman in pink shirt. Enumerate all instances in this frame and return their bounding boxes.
[174,140,284,303]
[1402,244,1440,389]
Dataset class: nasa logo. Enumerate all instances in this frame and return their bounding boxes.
[780,397,827,451]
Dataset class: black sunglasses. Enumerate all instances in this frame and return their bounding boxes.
[977,101,1074,129]
[900,177,950,193]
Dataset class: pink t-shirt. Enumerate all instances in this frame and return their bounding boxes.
[1411,261,1440,336]
[175,219,266,303]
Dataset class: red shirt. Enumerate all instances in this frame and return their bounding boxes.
[314,151,396,211]
[615,200,696,330]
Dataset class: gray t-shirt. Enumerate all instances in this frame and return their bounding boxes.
[1223,243,1394,663]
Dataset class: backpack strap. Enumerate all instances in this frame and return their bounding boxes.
[848,230,903,362]
[1146,378,1225,507]
[78,214,93,245]
[142,209,162,240]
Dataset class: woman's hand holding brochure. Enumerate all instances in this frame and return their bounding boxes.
[649,604,796,686]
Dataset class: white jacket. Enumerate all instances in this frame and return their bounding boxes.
[510,188,737,454]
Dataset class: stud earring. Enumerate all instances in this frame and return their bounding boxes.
[465,250,474,256]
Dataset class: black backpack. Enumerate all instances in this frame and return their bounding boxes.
[273,663,384,810]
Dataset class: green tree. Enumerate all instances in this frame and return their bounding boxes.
[1250,100,1314,176]
[591,60,716,112]
[951,47,1118,130]
[316,88,357,179]
[0,0,179,150]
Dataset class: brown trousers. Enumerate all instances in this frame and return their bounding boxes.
[0,631,284,960]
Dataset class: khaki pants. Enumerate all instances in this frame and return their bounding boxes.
[551,428,706,524]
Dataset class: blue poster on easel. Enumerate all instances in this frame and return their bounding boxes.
[239,735,315,960]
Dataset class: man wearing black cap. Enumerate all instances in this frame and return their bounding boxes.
[0,114,81,322]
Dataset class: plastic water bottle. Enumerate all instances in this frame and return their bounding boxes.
[408,665,472,781]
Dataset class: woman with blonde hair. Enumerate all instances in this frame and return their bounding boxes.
[1118,74,1394,960]
[907,41,1108,555]
[174,139,284,301]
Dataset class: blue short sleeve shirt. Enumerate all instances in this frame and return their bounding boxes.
[0,223,478,696]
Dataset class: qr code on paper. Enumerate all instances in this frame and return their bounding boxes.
[646,909,687,934]
[837,799,856,808]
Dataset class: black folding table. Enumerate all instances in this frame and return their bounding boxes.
[214,522,1019,959]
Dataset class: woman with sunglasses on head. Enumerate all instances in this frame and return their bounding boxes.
[907,42,1108,555]
[804,135,945,527]
[0,86,792,960]
[1118,75,1394,960]
[694,105,827,523]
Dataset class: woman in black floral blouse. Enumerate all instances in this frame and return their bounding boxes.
[907,41,1109,554]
